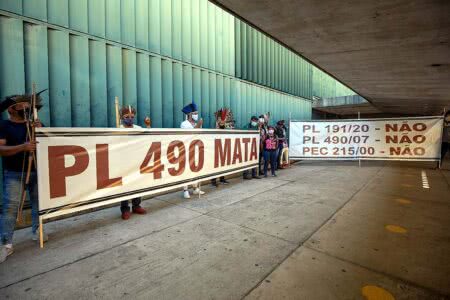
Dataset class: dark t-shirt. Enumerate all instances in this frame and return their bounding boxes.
[0,120,32,171]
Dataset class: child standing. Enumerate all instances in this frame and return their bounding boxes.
[263,126,278,177]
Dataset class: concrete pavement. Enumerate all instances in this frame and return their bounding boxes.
[0,161,448,299]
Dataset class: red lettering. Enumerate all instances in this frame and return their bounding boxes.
[249,138,258,161]
[242,138,251,161]
[215,139,231,167]
[232,138,243,164]
[48,145,89,198]
[96,144,122,190]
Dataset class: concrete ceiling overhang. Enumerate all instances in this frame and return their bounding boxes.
[213,0,450,115]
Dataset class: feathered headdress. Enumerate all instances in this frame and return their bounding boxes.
[214,107,235,129]
[0,89,46,112]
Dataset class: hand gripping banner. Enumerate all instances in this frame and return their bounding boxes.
[36,128,259,219]
[289,116,444,161]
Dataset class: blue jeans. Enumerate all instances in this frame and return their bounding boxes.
[263,150,277,176]
[1,170,39,245]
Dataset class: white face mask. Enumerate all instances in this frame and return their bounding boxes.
[192,114,199,121]
[268,130,274,135]
[259,118,265,123]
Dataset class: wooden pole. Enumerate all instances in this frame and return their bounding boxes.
[17,83,37,223]
[39,216,44,248]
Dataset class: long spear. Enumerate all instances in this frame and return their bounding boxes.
[17,83,38,223]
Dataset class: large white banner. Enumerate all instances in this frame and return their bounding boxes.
[36,128,259,218]
[289,117,443,161]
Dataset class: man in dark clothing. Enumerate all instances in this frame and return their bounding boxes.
[275,120,287,169]
[0,93,47,263]
[243,116,262,180]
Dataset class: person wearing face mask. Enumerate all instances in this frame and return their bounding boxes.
[258,115,268,175]
[275,120,287,169]
[0,93,48,263]
[118,105,149,220]
[243,116,262,180]
[263,126,278,177]
[180,102,205,199]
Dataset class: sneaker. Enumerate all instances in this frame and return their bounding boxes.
[272,174,277,177]
[121,211,131,220]
[220,180,229,185]
[5,244,14,256]
[193,188,205,195]
[252,176,262,179]
[132,206,147,215]
[183,190,191,199]
[32,230,49,242]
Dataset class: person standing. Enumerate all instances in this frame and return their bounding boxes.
[118,105,148,220]
[180,102,206,199]
[258,115,268,175]
[211,108,231,187]
[243,116,262,180]
[0,94,48,263]
[263,126,278,177]
[275,120,287,169]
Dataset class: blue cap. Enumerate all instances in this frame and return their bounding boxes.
[182,102,198,114]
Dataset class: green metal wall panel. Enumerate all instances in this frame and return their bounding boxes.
[148,0,161,53]
[106,45,123,127]
[191,0,201,66]
[24,23,50,125]
[150,56,162,128]
[192,68,202,118]
[122,49,138,111]
[160,0,172,57]
[199,0,208,68]
[162,60,174,128]
[69,0,88,33]
[70,35,90,127]
[200,71,210,126]
[24,0,47,21]
[106,0,121,42]
[88,0,105,38]
[48,0,69,28]
[136,53,150,125]
[0,1,22,14]
[89,40,107,127]
[173,63,183,127]
[48,30,71,127]
[0,17,25,110]
[135,0,149,50]
[182,0,192,63]
[121,0,136,47]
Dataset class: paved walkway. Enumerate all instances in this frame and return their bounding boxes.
[0,161,449,299]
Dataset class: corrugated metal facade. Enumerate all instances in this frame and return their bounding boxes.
[0,0,312,130]
[312,66,356,99]
[235,20,314,100]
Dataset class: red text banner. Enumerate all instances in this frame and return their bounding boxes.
[289,117,443,161]
[36,128,259,218]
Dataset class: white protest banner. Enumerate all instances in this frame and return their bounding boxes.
[36,128,259,219]
[289,117,443,161]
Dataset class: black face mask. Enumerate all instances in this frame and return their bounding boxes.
[14,107,30,119]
